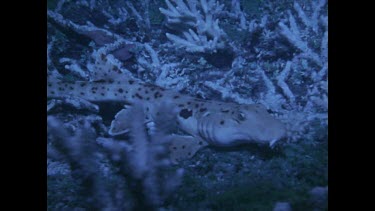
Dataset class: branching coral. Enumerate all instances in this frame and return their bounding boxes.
[160,0,227,53]
[278,0,327,68]
[47,116,114,210]
[276,1,328,106]
[47,101,184,209]
[271,0,328,140]
[124,103,184,207]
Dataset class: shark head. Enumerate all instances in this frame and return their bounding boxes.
[198,104,286,147]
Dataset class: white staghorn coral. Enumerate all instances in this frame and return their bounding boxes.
[278,0,327,67]
[160,0,227,53]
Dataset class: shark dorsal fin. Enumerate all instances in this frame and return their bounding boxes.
[88,51,130,82]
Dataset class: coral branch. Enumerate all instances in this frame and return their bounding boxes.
[160,0,226,53]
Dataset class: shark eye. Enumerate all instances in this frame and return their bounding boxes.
[232,112,246,123]
[238,112,246,121]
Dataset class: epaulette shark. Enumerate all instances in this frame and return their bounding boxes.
[47,70,286,163]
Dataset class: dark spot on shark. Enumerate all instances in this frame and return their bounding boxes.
[187,102,191,105]
[80,83,86,87]
[118,88,124,93]
[195,98,205,102]
[179,109,192,119]
[50,91,55,94]
[199,108,207,112]
[178,104,184,108]
[199,141,203,145]
[182,145,185,149]
[144,83,152,88]
[221,109,229,113]
[128,80,134,85]
[94,79,106,83]
[100,53,105,60]
[101,93,105,96]
[69,87,74,90]
[138,88,142,91]
[154,91,162,99]
[80,92,85,95]
[58,87,65,91]
[135,93,143,100]
[195,104,199,108]
[146,97,150,100]
[48,83,52,87]
[173,95,180,99]
[220,120,225,125]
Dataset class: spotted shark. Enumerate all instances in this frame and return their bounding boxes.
[47,66,286,162]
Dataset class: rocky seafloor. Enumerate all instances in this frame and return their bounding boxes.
[47,0,328,210]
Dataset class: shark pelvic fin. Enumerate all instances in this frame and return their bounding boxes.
[168,135,208,164]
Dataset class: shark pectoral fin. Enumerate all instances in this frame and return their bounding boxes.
[108,106,132,135]
[167,135,208,164]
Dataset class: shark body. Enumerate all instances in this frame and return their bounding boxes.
[48,76,286,162]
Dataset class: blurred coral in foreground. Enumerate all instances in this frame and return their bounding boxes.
[47,101,183,210]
